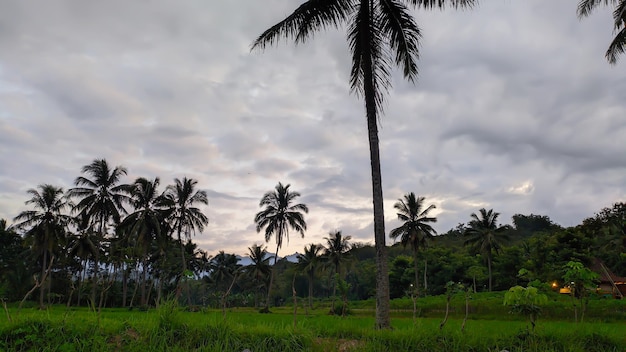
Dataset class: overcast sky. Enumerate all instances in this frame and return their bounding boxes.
[1,0,624,257]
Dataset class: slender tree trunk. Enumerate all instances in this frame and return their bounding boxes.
[122,265,128,307]
[411,292,417,323]
[487,254,492,292]
[39,250,48,309]
[361,2,390,327]
[264,246,279,311]
[292,273,297,328]
[77,261,86,306]
[308,272,313,310]
[177,229,192,307]
[439,295,451,330]
[423,259,428,294]
[331,266,338,313]
[222,273,238,318]
[21,256,54,310]
[129,265,140,308]
[413,250,420,297]
[141,256,147,306]
[67,278,75,308]
[461,290,469,332]
[93,217,105,305]
[146,278,154,306]
[3,299,12,323]
[157,278,163,307]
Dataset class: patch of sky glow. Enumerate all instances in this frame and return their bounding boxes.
[508,181,534,195]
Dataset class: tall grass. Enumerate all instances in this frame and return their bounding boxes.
[0,302,623,351]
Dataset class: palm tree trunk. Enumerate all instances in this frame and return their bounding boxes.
[413,250,420,297]
[177,229,192,306]
[292,273,297,328]
[130,263,140,308]
[331,265,339,313]
[93,216,105,305]
[122,265,128,307]
[308,272,313,310]
[146,278,154,306]
[141,255,147,306]
[157,277,163,308]
[487,253,493,292]
[362,23,390,327]
[77,263,84,306]
[265,246,279,311]
[39,250,47,309]
[424,259,428,294]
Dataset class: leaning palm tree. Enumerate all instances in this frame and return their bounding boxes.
[296,243,323,309]
[578,0,626,63]
[68,159,130,303]
[464,208,509,292]
[389,193,437,296]
[163,177,209,306]
[13,184,72,309]
[254,182,308,311]
[323,230,352,313]
[252,0,475,328]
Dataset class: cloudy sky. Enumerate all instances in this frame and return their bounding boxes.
[1,0,624,257]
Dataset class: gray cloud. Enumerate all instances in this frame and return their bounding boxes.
[0,0,624,256]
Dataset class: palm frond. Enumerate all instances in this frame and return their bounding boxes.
[348,0,391,111]
[380,0,421,81]
[606,26,626,63]
[251,0,354,50]
[408,0,477,9]
[613,0,626,30]
[577,0,613,18]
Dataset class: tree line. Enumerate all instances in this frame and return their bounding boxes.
[1,159,209,309]
[2,158,624,313]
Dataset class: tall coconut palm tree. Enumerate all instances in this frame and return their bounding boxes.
[254,182,308,311]
[389,193,437,296]
[323,230,352,312]
[578,0,626,63]
[296,243,323,309]
[68,159,130,303]
[13,184,72,309]
[252,0,475,328]
[163,177,209,306]
[118,177,168,306]
[464,208,509,292]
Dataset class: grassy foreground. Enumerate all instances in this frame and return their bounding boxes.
[1,302,624,351]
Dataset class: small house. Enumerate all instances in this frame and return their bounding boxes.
[591,259,626,299]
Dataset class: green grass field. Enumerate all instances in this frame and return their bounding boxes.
[1,296,624,351]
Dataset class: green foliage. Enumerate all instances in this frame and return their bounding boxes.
[563,260,600,323]
[330,274,351,316]
[504,286,548,331]
[389,255,413,299]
